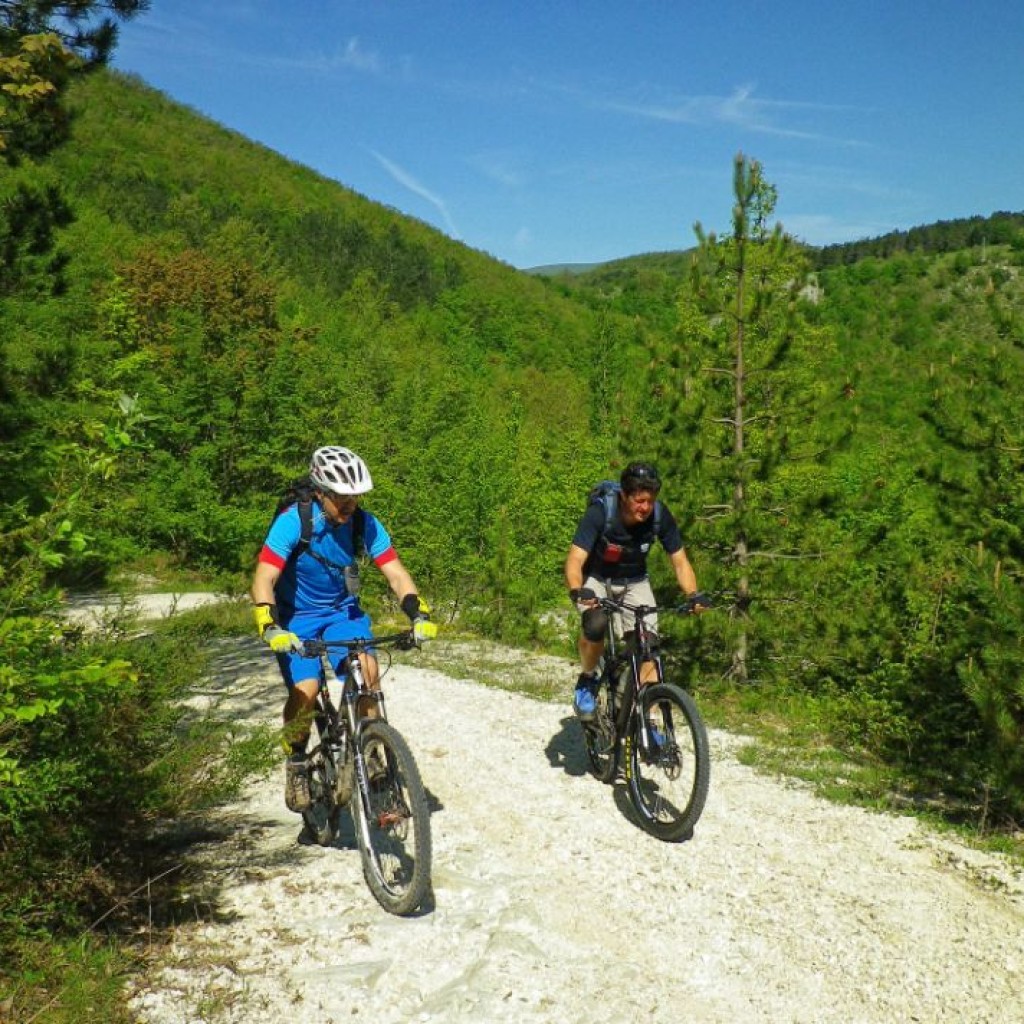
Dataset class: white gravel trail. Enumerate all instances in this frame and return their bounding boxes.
[131,640,1024,1024]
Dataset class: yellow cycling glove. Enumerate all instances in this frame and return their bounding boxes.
[413,617,438,643]
[253,603,303,654]
[400,594,438,643]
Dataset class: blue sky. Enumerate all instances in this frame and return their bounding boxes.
[112,1,1024,270]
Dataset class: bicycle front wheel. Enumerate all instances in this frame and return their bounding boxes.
[350,720,432,916]
[628,683,710,841]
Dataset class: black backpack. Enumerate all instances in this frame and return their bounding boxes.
[273,477,365,569]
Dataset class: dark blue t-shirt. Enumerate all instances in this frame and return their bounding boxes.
[572,499,682,581]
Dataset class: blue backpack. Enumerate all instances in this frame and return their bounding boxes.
[588,479,662,536]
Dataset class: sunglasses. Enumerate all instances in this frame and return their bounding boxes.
[325,493,359,514]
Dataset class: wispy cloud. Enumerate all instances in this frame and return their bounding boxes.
[470,150,528,189]
[781,213,895,246]
[601,84,866,146]
[369,150,461,239]
[336,37,381,74]
[267,36,385,75]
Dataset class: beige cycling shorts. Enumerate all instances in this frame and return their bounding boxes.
[583,576,659,638]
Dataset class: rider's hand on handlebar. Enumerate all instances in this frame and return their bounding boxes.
[263,625,304,654]
[412,616,437,643]
[254,602,304,654]
[401,593,437,644]
[684,591,712,613]
[569,587,598,612]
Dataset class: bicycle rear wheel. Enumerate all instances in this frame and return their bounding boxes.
[301,746,337,847]
[627,683,710,841]
[582,676,618,783]
[350,720,432,916]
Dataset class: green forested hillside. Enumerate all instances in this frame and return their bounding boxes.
[2,70,1022,819]
[2,70,647,633]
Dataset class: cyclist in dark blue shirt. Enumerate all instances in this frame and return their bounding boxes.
[564,462,706,720]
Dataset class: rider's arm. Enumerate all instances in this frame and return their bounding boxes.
[564,543,590,592]
[251,559,282,606]
[379,557,436,639]
[378,556,420,606]
[250,559,303,650]
[668,546,699,598]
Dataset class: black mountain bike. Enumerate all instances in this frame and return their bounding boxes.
[580,594,710,841]
[299,632,431,916]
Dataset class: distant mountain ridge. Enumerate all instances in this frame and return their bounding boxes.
[526,210,1024,279]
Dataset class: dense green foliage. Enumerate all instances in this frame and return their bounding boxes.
[613,204,1024,824]
[4,72,632,608]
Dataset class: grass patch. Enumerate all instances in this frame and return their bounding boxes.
[1,937,139,1024]
[409,630,575,703]
[693,676,1024,865]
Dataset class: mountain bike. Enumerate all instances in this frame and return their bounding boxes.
[580,594,710,841]
[299,631,431,916]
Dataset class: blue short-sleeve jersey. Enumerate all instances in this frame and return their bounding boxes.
[262,503,393,618]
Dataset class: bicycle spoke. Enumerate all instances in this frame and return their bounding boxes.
[582,680,618,782]
[301,749,337,847]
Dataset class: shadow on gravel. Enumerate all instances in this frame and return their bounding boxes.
[140,813,306,933]
[544,715,591,777]
[208,635,270,679]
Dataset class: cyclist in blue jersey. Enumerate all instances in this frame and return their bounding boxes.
[564,462,708,721]
[251,446,436,813]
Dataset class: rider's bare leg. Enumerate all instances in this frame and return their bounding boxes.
[578,636,604,675]
[283,678,319,750]
[356,652,381,720]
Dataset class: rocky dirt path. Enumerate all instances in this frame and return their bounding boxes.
[131,638,1024,1024]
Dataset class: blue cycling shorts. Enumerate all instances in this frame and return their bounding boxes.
[276,603,374,688]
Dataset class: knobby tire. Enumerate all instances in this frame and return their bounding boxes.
[628,682,710,841]
[301,742,338,847]
[582,674,618,783]
[351,720,432,916]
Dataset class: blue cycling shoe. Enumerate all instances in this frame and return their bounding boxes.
[573,673,598,721]
[645,718,667,754]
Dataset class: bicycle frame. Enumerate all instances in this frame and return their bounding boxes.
[297,630,433,914]
[600,596,667,759]
[306,633,412,812]
[313,645,385,738]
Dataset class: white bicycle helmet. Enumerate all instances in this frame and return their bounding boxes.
[309,446,373,495]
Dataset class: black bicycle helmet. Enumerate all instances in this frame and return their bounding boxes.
[620,461,661,494]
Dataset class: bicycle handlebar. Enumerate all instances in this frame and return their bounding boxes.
[585,593,712,617]
[301,630,419,659]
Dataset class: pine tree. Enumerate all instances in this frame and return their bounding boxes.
[644,154,834,682]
